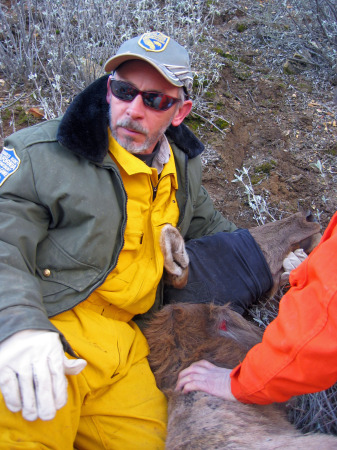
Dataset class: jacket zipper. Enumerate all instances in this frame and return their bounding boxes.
[152,185,158,201]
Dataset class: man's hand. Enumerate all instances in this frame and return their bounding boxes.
[0,330,86,421]
[175,360,237,402]
[281,248,307,284]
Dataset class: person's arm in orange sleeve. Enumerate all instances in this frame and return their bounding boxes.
[230,212,337,404]
[177,212,337,404]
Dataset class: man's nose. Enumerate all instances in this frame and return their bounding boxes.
[126,93,145,119]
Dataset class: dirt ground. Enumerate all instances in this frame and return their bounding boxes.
[195,13,337,232]
[199,61,337,231]
[1,4,337,233]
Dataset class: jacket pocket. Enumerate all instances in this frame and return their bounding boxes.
[36,236,102,293]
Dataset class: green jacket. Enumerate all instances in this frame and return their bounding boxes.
[0,75,236,346]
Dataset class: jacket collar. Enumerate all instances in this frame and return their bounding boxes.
[57,74,204,164]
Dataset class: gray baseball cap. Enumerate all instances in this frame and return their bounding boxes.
[104,31,193,95]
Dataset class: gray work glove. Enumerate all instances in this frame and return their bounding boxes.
[0,330,86,421]
[160,224,189,288]
[280,248,307,284]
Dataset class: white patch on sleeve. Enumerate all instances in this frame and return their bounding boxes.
[0,147,21,187]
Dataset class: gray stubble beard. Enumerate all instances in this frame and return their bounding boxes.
[109,105,176,154]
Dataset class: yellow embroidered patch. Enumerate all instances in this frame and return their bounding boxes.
[138,32,170,52]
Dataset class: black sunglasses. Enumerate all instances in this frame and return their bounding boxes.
[109,78,181,111]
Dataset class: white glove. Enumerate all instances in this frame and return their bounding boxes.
[0,330,86,421]
[281,248,308,283]
[160,224,189,288]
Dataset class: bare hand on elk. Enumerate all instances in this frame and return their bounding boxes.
[175,360,237,402]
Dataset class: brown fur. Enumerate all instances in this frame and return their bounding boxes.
[144,303,337,449]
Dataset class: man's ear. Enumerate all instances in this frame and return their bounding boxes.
[106,76,112,104]
[171,100,193,127]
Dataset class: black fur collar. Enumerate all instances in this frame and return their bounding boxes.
[57,75,204,164]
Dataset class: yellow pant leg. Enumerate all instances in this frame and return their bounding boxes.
[76,353,167,449]
[0,351,165,450]
[0,305,166,449]
[55,305,167,449]
[0,372,87,449]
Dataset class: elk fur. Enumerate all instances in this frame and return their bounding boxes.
[249,211,321,295]
[144,303,337,449]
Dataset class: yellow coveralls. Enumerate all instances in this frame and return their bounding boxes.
[0,135,179,449]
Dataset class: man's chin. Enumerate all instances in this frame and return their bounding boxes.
[126,147,147,155]
[113,135,144,154]
[110,128,156,154]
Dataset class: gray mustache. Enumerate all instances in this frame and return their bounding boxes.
[116,118,148,136]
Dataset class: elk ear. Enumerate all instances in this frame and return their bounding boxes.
[249,211,322,296]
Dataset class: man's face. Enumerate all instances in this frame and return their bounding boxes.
[106,60,189,154]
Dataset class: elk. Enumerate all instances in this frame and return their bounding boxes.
[144,303,337,449]
[148,212,329,448]
[160,211,322,313]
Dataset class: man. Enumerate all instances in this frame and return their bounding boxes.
[176,211,337,406]
[0,31,238,448]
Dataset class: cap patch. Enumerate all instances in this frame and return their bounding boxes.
[138,32,170,52]
[0,147,21,187]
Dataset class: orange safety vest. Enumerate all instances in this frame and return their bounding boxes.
[231,211,337,404]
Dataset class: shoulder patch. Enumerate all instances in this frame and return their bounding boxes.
[0,147,21,187]
[138,32,170,52]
